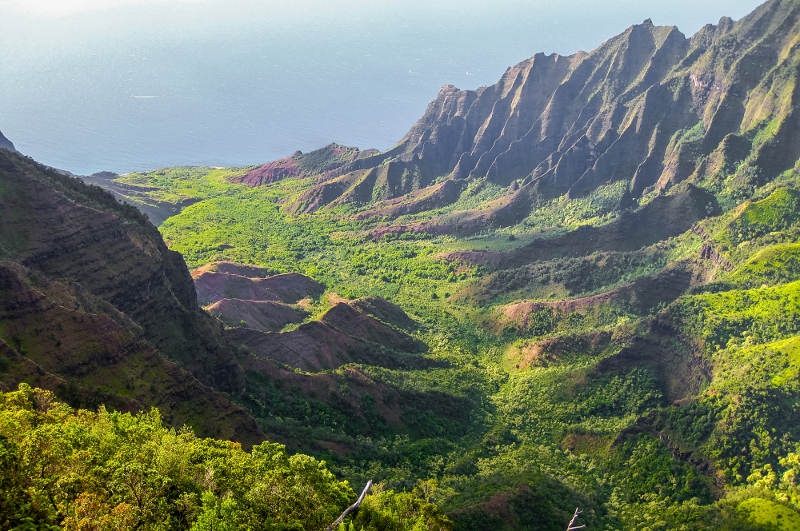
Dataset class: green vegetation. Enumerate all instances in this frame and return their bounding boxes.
[726,188,800,248]
[74,154,800,529]
[157,175,474,314]
[115,166,246,206]
[725,243,800,288]
[519,180,631,232]
[0,384,449,530]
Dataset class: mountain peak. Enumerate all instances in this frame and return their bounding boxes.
[718,15,734,29]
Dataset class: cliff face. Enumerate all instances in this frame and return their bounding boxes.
[0,150,261,443]
[290,0,800,215]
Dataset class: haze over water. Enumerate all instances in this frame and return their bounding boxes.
[0,0,763,175]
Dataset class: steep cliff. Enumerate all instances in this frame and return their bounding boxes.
[0,149,261,443]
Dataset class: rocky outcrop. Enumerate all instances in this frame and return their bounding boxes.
[191,263,323,333]
[0,150,262,444]
[238,156,303,186]
[206,298,308,331]
[0,129,15,152]
[191,261,427,370]
[192,264,323,307]
[290,0,800,217]
[231,143,379,187]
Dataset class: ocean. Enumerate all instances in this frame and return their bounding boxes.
[0,0,763,175]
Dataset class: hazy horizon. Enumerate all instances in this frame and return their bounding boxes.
[0,0,765,174]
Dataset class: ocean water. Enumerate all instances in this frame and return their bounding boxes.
[0,0,763,175]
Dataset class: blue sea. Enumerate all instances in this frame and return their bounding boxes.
[0,0,762,175]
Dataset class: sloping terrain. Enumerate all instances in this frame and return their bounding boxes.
[0,149,261,444]
[192,262,318,330]
[140,2,799,525]
[228,301,427,371]
[230,143,379,187]
[81,170,197,225]
[192,263,323,306]
[206,298,308,331]
[192,261,428,370]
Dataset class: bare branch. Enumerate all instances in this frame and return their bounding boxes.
[567,507,586,530]
[325,479,373,531]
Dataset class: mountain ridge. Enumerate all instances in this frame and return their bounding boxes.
[2,1,800,528]
[277,0,799,226]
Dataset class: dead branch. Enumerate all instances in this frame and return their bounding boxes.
[567,507,586,530]
[325,479,373,531]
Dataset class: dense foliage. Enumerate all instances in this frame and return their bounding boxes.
[0,384,450,530]
[0,384,351,529]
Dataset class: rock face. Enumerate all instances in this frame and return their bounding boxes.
[0,150,261,444]
[289,0,800,216]
[0,129,15,152]
[192,263,324,308]
[192,262,426,371]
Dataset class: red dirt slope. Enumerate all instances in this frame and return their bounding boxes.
[228,301,427,371]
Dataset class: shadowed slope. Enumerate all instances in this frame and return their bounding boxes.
[0,149,261,444]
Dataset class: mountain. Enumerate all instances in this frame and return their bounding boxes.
[93,2,800,528]
[0,149,261,444]
[4,1,800,529]
[283,0,799,226]
[187,261,451,449]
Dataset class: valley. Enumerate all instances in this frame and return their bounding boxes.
[2,0,800,528]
